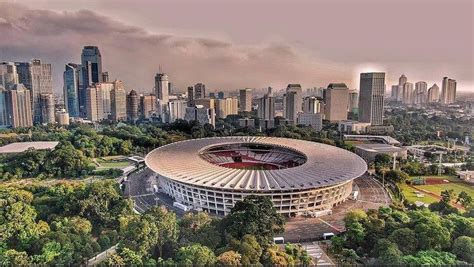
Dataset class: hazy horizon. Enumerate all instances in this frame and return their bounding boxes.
[0,0,472,94]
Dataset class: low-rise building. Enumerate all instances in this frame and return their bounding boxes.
[355,143,407,162]
[338,120,371,134]
[297,112,323,131]
[0,141,59,154]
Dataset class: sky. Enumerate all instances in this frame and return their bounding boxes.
[0,0,473,94]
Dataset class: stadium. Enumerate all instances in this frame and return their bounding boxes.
[145,136,367,216]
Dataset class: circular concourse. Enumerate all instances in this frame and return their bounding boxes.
[145,136,367,216]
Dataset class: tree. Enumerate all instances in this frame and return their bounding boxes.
[441,189,455,204]
[375,154,391,167]
[179,212,221,250]
[176,244,216,266]
[216,250,242,266]
[222,195,285,247]
[456,191,472,209]
[402,250,456,265]
[384,169,409,183]
[284,243,312,265]
[0,249,30,265]
[344,209,368,226]
[374,240,403,265]
[388,228,418,255]
[345,221,366,248]
[340,248,359,264]
[262,245,293,266]
[147,206,178,258]
[452,236,473,263]
[119,247,143,265]
[229,234,262,266]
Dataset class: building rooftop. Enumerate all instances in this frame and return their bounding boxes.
[146,136,367,191]
[355,143,404,153]
[344,134,401,146]
[0,141,59,154]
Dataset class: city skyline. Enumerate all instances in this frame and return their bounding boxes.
[0,0,472,94]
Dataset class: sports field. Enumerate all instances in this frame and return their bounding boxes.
[401,175,473,205]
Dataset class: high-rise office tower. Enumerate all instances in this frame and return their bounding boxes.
[257,94,275,120]
[414,81,428,105]
[239,88,252,112]
[391,85,401,101]
[217,91,225,99]
[167,100,187,123]
[187,86,194,107]
[140,94,156,119]
[111,80,126,121]
[215,98,238,119]
[283,84,303,122]
[194,98,215,110]
[359,73,385,125]
[347,90,359,114]
[155,73,169,117]
[80,46,103,117]
[63,63,80,117]
[15,59,53,123]
[427,84,440,103]
[0,87,9,127]
[39,93,55,124]
[184,105,215,126]
[0,62,19,90]
[126,90,139,122]
[324,83,349,122]
[303,96,322,114]
[85,85,104,122]
[402,82,414,105]
[5,84,33,128]
[399,74,407,87]
[441,77,457,105]
[194,83,206,99]
[102,72,109,83]
[168,82,173,96]
[283,91,299,122]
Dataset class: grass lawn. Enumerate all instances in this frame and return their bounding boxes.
[399,183,439,204]
[96,161,131,169]
[402,175,474,205]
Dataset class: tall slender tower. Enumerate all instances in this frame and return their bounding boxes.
[441,77,457,105]
[239,88,252,112]
[359,72,385,125]
[63,63,80,117]
[80,46,103,117]
[194,83,206,99]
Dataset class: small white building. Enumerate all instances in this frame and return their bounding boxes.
[297,112,323,131]
[457,171,474,184]
[338,120,371,134]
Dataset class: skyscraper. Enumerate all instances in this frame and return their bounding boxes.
[0,62,19,90]
[347,90,359,114]
[39,93,55,124]
[16,59,53,123]
[63,63,80,117]
[414,81,428,105]
[391,85,401,101]
[140,94,156,119]
[324,83,349,122]
[239,88,252,112]
[283,91,299,122]
[215,98,238,119]
[427,84,440,103]
[155,73,169,117]
[80,46,103,116]
[126,90,139,122]
[194,83,206,99]
[187,86,194,107]
[257,94,275,120]
[303,96,322,114]
[399,74,407,87]
[402,82,414,105]
[110,80,127,121]
[359,73,385,125]
[0,87,9,128]
[441,77,457,105]
[5,84,33,128]
[167,100,187,123]
[184,105,215,126]
[85,85,104,122]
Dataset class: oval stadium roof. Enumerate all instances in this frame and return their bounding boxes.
[145,136,367,192]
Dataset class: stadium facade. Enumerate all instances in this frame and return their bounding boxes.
[145,136,367,216]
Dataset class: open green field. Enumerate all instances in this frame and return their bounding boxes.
[399,183,439,204]
[95,157,131,170]
[401,175,473,205]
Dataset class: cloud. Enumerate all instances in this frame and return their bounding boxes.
[0,2,349,94]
